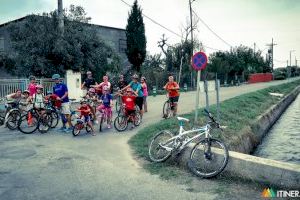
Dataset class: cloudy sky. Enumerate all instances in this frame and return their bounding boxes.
[1,0,300,68]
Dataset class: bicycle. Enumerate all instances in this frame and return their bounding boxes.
[72,114,93,136]
[18,106,53,134]
[97,105,112,132]
[4,101,24,130]
[114,103,141,132]
[162,94,174,119]
[149,109,229,178]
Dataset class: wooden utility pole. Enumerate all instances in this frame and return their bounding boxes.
[58,0,64,36]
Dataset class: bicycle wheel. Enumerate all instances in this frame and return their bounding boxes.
[38,113,52,133]
[148,130,174,162]
[115,99,121,113]
[6,109,21,130]
[99,116,104,132]
[86,125,92,133]
[18,113,39,134]
[188,138,229,178]
[133,112,141,126]
[72,122,82,136]
[162,101,171,119]
[114,115,128,132]
[50,111,59,128]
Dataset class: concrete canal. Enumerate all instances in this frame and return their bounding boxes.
[254,94,300,165]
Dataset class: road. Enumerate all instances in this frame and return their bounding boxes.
[0,78,298,200]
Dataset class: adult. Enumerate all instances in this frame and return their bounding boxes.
[122,74,144,117]
[81,71,97,91]
[52,74,73,132]
[6,89,23,107]
[117,75,128,90]
[163,76,180,116]
[141,76,148,112]
[94,75,112,97]
[28,75,37,97]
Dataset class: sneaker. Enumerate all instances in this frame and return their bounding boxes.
[95,120,99,124]
[64,127,73,133]
[91,131,96,136]
[107,125,111,129]
[59,127,66,132]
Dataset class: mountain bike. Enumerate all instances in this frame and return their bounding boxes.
[149,109,229,178]
[18,106,52,134]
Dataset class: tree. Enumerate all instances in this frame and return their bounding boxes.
[125,0,147,73]
[2,5,120,79]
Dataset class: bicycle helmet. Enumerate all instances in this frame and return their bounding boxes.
[126,88,132,92]
[52,74,61,80]
[88,88,95,93]
[46,90,53,95]
[132,74,139,79]
[36,84,44,89]
[29,75,36,80]
[23,90,30,94]
[80,99,87,104]
[103,86,109,91]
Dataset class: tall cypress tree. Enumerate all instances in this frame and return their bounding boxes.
[125,0,146,73]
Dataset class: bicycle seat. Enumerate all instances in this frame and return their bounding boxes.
[177,117,189,122]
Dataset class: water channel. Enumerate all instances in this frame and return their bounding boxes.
[254,94,300,165]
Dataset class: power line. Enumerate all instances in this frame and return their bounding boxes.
[120,0,181,38]
[192,10,232,48]
[120,0,223,52]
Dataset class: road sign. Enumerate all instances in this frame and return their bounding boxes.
[192,52,208,71]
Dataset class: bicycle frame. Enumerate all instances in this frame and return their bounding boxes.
[161,122,211,153]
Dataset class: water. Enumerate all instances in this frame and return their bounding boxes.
[254,94,300,165]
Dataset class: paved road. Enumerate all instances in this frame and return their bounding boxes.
[0,78,298,200]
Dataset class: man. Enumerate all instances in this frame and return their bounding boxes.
[81,71,97,91]
[163,76,180,116]
[117,75,128,90]
[52,74,73,132]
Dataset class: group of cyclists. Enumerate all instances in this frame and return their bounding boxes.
[2,71,181,136]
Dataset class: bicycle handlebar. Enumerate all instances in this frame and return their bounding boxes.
[203,109,224,131]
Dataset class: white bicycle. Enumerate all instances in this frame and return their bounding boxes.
[148,109,229,178]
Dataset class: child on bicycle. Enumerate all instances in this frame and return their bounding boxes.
[78,100,95,136]
[32,85,46,111]
[118,88,137,128]
[97,86,113,129]
[84,88,98,122]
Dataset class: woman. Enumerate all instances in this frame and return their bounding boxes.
[141,77,148,112]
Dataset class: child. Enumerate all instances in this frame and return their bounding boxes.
[119,88,137,128]
[32,85,45,110]
[85,88,98,122]
[78,100,95,136]
[28,76,37,97]
[97,86,113,129]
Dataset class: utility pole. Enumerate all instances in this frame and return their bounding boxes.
[58,0,64,36]
[289,50,295,66]
[266,38,277,72]
[189,0,200,124]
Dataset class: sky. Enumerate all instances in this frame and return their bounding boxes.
[1,0,300,68]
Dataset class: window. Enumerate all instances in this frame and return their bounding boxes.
[119,39,127,53]
[0,37,4,52]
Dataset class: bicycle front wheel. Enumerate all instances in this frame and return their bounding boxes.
[114,115,128,132]
[38,113,52,133]
[188,138,229,178]
[50,111,59,128]
[148,130,174,162]
[162,101,171,119]
[6,109,21,130]
[18,113,39,134]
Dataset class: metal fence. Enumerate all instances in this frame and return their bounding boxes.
[0,78,58,99]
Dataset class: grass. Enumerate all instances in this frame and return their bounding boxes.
[128,79,300,180]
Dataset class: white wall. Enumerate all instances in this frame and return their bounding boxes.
[65,70,83,100]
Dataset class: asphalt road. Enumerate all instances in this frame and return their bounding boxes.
[0,78,298,200]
